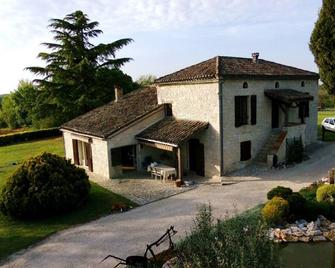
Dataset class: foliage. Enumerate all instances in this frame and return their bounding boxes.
[286,137,304,164]
[0,137,136,260]
[310,0,335,95]
[287,192,306,220]
[0,128,60,146]
[267,186,293,200]
[261,197,290,225]
[299,183,319,201]
[319,84,335,109]
[177,204,279,268]
[0,153,91,219]
[26,10,137,126]
[136,74,157,87]
[316,184,335,203]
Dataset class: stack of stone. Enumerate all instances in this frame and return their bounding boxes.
[269,215,335,243]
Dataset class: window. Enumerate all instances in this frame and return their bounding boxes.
[325,119,330,124]
[165,103,173,116]
[299,101,310,119]
[243,82,248,88]
[301,81,305,87]
[235,96,248,127]
[240,141,251,161]
[251,95,257,125]
[275,82,280,88]
[111,148,122,166]
[330,120,335,125]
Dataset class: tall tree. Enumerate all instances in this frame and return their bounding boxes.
[136,74,157,87]
[310,0,335,95]
[26,10,135,126]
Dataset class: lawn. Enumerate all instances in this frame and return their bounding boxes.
[317,110,335,141]
[0,137,136,261]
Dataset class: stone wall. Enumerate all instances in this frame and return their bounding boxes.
[107,108,166,178]
[222,79,318,173]
[62,130,109,178]
[157,82,221,178]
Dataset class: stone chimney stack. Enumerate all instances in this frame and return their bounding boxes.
[114,85,123,102]
[252,52,259,63]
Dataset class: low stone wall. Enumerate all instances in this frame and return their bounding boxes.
[270,215,335,243]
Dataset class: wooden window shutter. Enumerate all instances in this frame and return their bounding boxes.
[85,143,93,172]
[251,95,257,125]
[235,96,241,127]
[240,141,251,161]
[72,140,79,165]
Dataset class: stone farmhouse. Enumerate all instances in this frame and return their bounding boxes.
[61,53,319,180]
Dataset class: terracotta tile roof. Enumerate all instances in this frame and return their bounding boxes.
[264,89,314,104]
[61,87,162,138]
[155,56,319,83]
[136,118,209,146]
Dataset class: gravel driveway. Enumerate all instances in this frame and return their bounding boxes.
[3,141,335,268]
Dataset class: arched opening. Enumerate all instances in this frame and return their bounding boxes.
[275,82,280,89]
[243,82,248,88]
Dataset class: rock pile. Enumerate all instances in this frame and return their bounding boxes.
[269,215,335,243]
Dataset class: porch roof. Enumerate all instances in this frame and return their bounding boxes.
[136,118,209,147]
[264,89,314,104]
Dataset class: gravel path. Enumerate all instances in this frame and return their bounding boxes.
[89,174,194,205]
[2,141,335,268]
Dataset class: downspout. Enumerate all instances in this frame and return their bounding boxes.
[218,80,224,177]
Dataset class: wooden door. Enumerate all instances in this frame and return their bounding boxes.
[272,101,279,128]
[189,139,205,176]
[195,143,205,176]
[85,143,93,172]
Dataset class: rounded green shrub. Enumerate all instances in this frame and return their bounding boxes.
[316,184,335,203]
[299,183,318,201]
[0,153,90,219]
[287,192,306,219]
[267,186,293,200]
[261,197,290,225]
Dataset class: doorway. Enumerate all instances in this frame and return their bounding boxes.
[272,101,280,128]
[189,139,205,176]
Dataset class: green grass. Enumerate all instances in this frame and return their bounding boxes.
[0,137,136,261]
[318,110,335,141]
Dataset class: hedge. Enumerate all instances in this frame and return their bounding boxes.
[0,128,61,146]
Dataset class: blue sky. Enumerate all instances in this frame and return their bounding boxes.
[0,0,322,94]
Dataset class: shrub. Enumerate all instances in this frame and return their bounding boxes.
[316,184,335,203]
[299,183,318,201]
[0,128,61,146]
[261,197,290,225]
[287,192,306,220]
[267,186,293,200]
[286,137,304,164]
[177,204,279,268]
[0,153,90,219]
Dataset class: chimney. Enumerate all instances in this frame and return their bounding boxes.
[252,52,259,63]
[114,85,123,102]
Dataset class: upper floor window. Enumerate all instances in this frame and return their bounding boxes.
[301,81,305,87]
[275,82,280,88]
[235,96,248,127]
[243,82,248,88]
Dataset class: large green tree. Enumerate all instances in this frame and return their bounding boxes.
[310,0,335,95]
[27,10,136,126]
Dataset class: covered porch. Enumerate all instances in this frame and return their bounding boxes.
[265,89,313,144]
[136,118,209,180]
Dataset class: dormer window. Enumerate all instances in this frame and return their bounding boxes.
[275,82,280,88]
[243,82,248,88]
[301,81,305,87]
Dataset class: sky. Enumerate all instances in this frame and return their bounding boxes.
[0,0,322,94]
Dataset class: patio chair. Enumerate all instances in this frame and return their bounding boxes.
[151,168,163,180]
